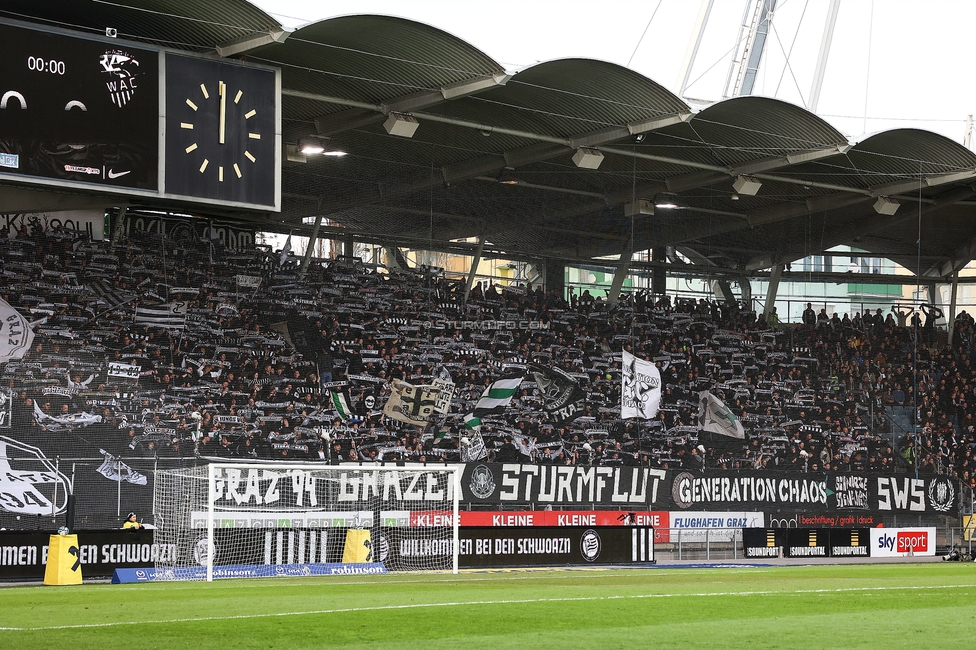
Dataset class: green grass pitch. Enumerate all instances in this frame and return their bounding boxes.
[1,563,974,649]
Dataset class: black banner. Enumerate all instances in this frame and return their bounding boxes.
[122,214,255,250]
[743,527,871,559]
[451,526,653,567]
[784,528,828,558]
[461,463,668,507]
[459,465,960,513]
[0,529,169,579]
[668,471,959,514]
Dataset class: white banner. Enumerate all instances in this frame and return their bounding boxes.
[621,350,661,419]
[869,527,936,556]
[108,361,141,379]
[669,511,765,542]
[1,210,104,240]
[0,297,34,364]
[235,275,262,288]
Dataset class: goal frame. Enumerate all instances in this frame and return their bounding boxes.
[204,462,462,581]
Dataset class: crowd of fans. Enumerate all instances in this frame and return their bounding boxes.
[2,219,976,489]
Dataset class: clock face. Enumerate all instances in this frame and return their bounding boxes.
[164,54,277,208]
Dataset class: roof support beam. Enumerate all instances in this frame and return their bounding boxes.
[216,28,291,57]
[665,143,851,193]
[437,110,692,184]
[301,72,511,137]
[869,169,976,197]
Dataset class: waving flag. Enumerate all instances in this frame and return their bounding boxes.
[698,391,745,439]
[464,376,523,430]
[529,364,585,425]
[0,297,34,363]
[135,301,187,330]
[383,380,441,427]
[621,350,661,419]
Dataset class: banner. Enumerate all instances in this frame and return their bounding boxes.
[529,364,586,425]
[0,297,34,364]
[0,388,10,428]
[32,403,102,431]
[671,471,958,514]
[235,275,262,288]
[461,463,668,507]
[0,436,70,515]
[743,528,870,559]
[461,430,488,462]
[383,380,441,426]
[108,362,141,379]
[375,526,655,568]
[96,449,148,485]
[0,529,174,579]
[621,351,661,419]
[458,510,668,530]
[123,214,255,250]
[669,511,764,543]
[870,527,937,556]
[1,210,105,241]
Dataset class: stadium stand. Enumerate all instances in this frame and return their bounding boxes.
[3,218,974,500]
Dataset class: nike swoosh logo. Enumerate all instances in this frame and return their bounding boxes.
[107,169,131,179]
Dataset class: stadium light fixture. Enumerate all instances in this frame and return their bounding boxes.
[624,199,654,216]
[732,174,762,196]
[383,112,420,138]
[874,196,900,215]
[653,192,679,209]
[572,147,604,169]
[299,137,325,155]
[498,170,520,185]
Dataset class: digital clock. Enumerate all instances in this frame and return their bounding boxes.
[0,21,158,190]
[26,57,65,75]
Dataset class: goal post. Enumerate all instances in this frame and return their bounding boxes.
[153,463,461,580]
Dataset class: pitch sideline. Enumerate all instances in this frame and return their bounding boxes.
[0,582,972,632]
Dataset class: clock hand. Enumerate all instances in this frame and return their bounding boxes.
[218,81,226,145]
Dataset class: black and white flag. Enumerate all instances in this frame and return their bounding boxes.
[529,363,586,425]
[96,449,148,485]
[135,302,187,330]
[621,350,661,419]
[0,297,34,364]
[88,280,138,311]
[461,430,488,462]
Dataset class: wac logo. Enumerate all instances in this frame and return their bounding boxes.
[100,49,143,107]
[0,436,70,515]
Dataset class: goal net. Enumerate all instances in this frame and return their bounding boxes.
[153,463,460,580]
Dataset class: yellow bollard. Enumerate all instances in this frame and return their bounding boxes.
[43,534,83,585]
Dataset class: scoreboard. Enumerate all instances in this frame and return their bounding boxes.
[0,19,280,211]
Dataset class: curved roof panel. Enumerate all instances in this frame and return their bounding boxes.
[0,0,280,51]
[252,14,506,106]
[846,128,976,176]
[690,96,849,167]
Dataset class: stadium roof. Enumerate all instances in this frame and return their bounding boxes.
[4,1,976,281]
